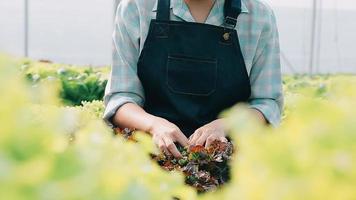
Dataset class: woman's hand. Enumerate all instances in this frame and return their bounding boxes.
[149,117,189,158]
[189,119,228,148]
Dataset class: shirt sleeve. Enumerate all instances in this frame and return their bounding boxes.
[248,10,284,127]
[103,1,145,127]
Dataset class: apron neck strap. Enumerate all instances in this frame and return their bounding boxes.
[224,0,242,28]
[157,0,171,20]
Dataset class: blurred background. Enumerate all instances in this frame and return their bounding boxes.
[0,0,355,74]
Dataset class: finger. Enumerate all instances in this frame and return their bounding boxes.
[188,134,194,141]
[195,132,210,146]
[220,136,228,143]
[174,130,189,147]
[189,129,202,145]
[158,138,170,156]
[205,135,218,148]
[163,137,182,158]
[189,129,201,142]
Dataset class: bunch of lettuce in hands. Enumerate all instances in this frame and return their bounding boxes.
[116,126,234,193]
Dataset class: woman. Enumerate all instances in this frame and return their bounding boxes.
[104,0,283,158]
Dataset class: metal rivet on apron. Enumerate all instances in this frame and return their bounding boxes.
[223,32,230,41]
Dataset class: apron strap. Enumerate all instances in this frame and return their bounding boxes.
[224,0,242,29]
[157,0,171,20]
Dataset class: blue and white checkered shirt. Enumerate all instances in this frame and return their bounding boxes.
[104,0,284,127]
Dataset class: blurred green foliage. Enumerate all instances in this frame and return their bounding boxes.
[1,55,355,199]
[21,60,108,106]
[0,56,195,200]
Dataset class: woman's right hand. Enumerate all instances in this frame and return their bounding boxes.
[149,117,189,158]
[111,102,188,158]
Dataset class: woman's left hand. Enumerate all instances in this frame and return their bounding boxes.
[188,119,228,148]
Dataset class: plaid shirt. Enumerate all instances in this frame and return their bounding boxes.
[104,0,284,127]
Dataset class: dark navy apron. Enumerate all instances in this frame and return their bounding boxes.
[137,0,251,137]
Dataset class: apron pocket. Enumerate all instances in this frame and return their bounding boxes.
[166,55,217,96]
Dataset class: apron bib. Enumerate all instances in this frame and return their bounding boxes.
[137,0,251,137]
